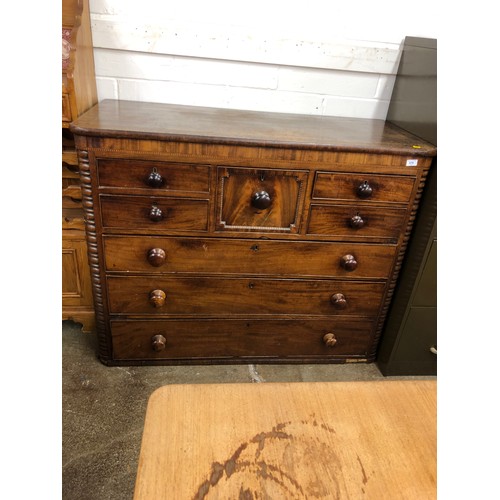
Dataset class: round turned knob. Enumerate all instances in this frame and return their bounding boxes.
[149,205,163,222]
[149,289,167,308]
[323,333,337,347]
[357,180,373,199]
[251,191,272,210]
[349,213,365,229]
[146,168,164,188]
[340,254,358,271]
[147,248,166,267]
[330,293,347,309]
[151,334,167,352]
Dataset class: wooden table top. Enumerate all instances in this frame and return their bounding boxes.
[133,380,436,499]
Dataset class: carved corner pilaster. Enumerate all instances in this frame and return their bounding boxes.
[368,169,430,362]
[77,148,111,362]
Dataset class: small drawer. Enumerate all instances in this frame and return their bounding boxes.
[96,158,210,193]
[312,172,415,203]
[216,166,308,233]
[307,204,407,242]
[106,276,386,317]
[99,195,209,232]
[110,318,374,360]
[103,236,396,279]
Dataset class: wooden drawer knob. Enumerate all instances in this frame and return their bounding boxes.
[149,289,167,308]
[147,248,166,267]
[330,293,347,309]
[340,254,358,271]
[349,213,365,229]
[323,333,337,347]
[149,204,163,222]
[251,190,272,209]
[357,180,373,199]
[146,168,164,188]
[151,334,167,352]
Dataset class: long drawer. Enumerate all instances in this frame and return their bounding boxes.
[110,318,374,360]
[107,276,386,316]
[103,236,397,278]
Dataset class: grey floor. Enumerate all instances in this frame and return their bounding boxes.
[62,320,434,500]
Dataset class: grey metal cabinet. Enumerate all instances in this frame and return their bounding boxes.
[377,37,437,376]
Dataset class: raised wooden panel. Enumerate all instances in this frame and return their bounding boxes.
[62,236,93,307]
[62,93,72,123]
[216,167,308,233]
[62,248,81,297]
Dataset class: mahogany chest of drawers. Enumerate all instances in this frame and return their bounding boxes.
[70,100,436,365]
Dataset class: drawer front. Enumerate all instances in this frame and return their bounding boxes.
[100,195,209,231]
[107,276,385,316]
[307,204,407,241]
[216,167,308,233]
[312,172,415,203]
[110,318,374,359]
[96,158,210,193]
[104,236,396,279]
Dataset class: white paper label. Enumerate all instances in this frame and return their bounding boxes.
[406,159,418,166]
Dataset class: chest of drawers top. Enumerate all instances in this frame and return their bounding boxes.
[70,99,436,156]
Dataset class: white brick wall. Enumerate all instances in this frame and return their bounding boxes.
[88,0,438,119]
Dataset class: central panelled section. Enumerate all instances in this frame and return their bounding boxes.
[96,153,412,362]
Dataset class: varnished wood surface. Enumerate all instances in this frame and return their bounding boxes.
[312,172,415,202]
[100,195,209,231]
[71,100,435,363]
[96,158,211,192]
[62,0,98,122]
[218,167,307,232]
[62,233,94,332]
[307,204,407,241]
[106,276,385,317]
[62,0,97,329]
[103,236,397,278]
[133,380,436,499]
[111,318,373,360]
[70,100,437,155]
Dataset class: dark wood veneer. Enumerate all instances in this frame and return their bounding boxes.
[70,100,436,365]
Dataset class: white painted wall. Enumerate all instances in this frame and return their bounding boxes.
[89,0,438,119]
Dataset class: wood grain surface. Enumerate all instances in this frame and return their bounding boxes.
[70,100,437,155]
[134,380,436,499]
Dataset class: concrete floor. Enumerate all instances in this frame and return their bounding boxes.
[62,320,434,500]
